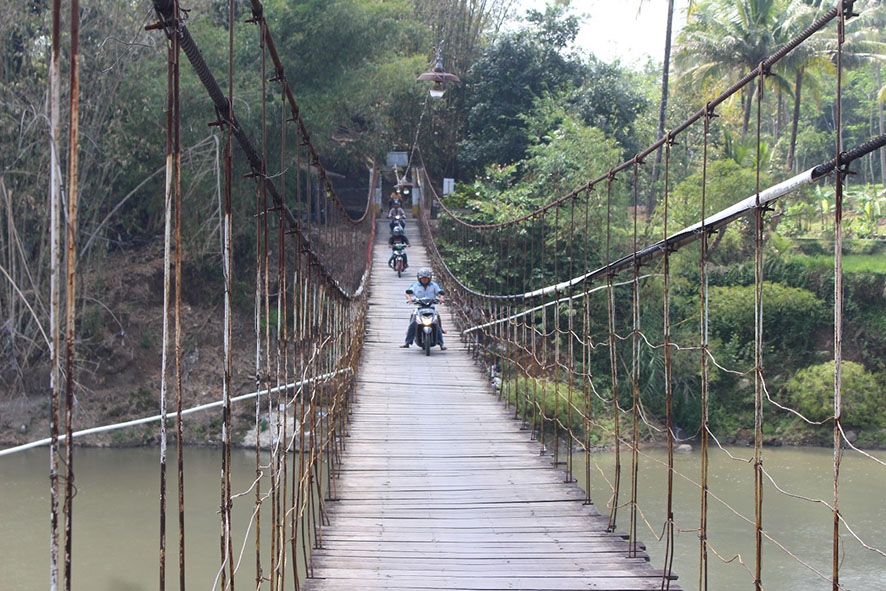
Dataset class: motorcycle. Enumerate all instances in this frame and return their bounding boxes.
[390,243,408,277]
[407,296,442,356]
[389,213,406,233]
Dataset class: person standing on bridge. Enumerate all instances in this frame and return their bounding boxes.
[400,267,446,350]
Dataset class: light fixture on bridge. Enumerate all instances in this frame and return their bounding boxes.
[417,41,459,99]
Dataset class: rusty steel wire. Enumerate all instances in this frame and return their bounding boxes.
[411,5,885,591]
[48,1,63,590]
[33,1,886,591]
[62,1,82,589]
[149,2,378,589]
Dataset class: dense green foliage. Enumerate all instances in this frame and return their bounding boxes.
[784,360,885,430]
[2,0,886,449]
[430,0,886,448]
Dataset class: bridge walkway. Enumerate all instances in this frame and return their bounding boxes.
[302,218,678,590]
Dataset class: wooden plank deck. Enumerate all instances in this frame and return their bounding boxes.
[302,218,679,590]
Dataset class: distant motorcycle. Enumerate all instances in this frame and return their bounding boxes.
[390,243,408,277]
[389,213,406,233]
[408,296,442,356]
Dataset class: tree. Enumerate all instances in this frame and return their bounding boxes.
[457,4,585,177]
[266,0,430,175]
[644,0,680,215]
[675,0,796,136]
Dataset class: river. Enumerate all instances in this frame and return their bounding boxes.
[575,445,886,590]
[2,445,884,590]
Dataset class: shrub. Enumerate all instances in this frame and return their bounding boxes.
[782,361,885,429]
[707,281,827,364]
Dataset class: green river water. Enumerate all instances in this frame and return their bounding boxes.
[1,445,883,590]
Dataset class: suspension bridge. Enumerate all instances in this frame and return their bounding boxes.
[4,1,886,590]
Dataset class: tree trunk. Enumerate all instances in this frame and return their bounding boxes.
[787,68,804,171]
[878,64,885,192]
[647,0,675,217]
[741,85,754,138]
[776,86,783,140]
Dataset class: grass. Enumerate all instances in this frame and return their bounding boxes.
[798,254,886,274]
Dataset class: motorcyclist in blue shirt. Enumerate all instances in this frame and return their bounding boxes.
[400,267,446,350]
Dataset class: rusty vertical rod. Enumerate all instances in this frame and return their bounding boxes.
[159,8,176,587]
[566,197,576,483]
[629,159,641,558]
[48,0,62,589]
[698,105,713,591]
[832,3,846,590]
[753,64,765,591]
[254,12,268,591]
[552,205,560,468]
[661,135,675,591]
[63,0,82,588]
[220,0,235,588]
[278,41,291,591]
[276,134,289,590]
[171,4,187,588]
[606,174,621,533]
[583,189,592,504]
[49,0,62,591]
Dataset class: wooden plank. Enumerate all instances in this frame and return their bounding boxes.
[301,223,679,590]
[306,576,670,591]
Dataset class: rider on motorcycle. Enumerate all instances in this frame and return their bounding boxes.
[388,226,410,268]
[400,267,446,350]
[388,203,407,232]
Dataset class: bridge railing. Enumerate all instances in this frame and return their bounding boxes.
[29,1,379,590]
[412,3,886,589]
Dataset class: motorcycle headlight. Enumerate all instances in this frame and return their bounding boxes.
[420,316,434,326]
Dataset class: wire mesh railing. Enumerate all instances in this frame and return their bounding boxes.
[414,2,886,589]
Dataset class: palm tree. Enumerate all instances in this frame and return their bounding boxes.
[675,0,796,137]
[777,4,833,170]
[644,0,681,215]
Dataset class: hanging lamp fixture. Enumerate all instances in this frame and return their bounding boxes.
[417,41,460,98]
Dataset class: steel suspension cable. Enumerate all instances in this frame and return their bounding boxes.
[151,0,374,302]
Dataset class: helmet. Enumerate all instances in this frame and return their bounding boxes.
[393,226,403,235]
[417,267,432,280]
